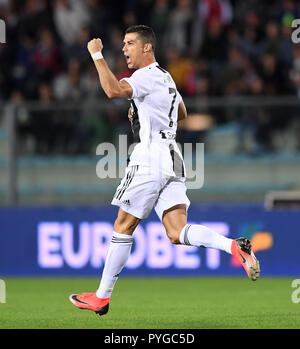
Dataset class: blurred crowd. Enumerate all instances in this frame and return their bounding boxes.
[1,0,300,154]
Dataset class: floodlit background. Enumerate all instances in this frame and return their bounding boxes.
[0,0,300,278]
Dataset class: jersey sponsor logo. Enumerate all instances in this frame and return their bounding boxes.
[159,130,176,140]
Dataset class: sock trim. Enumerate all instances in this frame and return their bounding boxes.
[182,224,192,246]
[111,232,133,244]
[111,239,133,244]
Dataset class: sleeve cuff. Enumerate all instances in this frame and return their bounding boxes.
[120,77,135,99]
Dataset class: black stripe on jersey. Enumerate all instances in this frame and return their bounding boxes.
[170,146,175,172]
[169,144,184,178]
[156,65,168,74]
[130,100,140,143]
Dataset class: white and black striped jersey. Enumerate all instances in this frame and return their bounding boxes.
[121,61,184,175]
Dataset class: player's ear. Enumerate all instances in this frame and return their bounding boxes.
[143,43,152,53]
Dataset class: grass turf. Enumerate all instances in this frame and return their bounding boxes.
[0,277,299,329]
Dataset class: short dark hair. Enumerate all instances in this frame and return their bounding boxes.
[125,25,156,52]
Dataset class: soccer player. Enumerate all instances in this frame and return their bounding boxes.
[69,25,260,316]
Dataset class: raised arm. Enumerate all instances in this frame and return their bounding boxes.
[87,38,133,99]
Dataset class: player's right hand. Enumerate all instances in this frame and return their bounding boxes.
[87,38,103,55]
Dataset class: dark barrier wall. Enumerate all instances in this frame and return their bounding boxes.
[0,204,299,276]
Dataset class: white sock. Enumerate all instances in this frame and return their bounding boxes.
[96,231,133,299]
[179,224,233,254]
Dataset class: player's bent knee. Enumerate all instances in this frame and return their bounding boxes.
[166,229,181,244]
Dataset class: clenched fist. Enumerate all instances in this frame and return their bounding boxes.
[87,38,103,55]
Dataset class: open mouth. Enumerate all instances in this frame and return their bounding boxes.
[125,55,131,64]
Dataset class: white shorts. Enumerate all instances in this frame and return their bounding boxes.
[111,165,190,221]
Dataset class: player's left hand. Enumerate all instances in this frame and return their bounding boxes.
[87,38,103,55]
[128,106,132,122]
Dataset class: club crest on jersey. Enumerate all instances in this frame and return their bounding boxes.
[163,75,172,84]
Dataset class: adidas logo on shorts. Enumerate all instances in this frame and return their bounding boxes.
[122,199,131,206]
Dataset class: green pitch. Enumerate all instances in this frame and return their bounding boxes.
[0,277,299,329]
